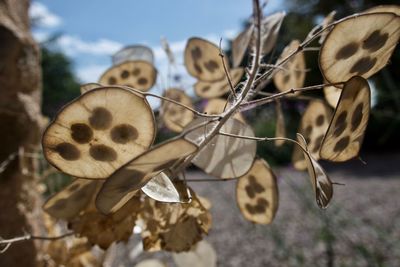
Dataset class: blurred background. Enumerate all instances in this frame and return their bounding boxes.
[1,0,399,266]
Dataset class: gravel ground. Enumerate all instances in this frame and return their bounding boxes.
[108,153,400,267]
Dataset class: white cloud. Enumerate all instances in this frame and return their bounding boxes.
[29,2,62,28]
[76,64,108,83]
[57,35,123,56]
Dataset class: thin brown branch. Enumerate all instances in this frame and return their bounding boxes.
[0,232,74,253]
[173,0,263,175]
[218,38,236,98]
[240,82,343,111]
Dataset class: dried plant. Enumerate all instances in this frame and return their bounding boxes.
[1,1,399,265]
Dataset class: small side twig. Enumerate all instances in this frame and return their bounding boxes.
[0,232,74,254]
[218,38,237,99]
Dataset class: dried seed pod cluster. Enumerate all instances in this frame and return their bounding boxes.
[37,3,399,260]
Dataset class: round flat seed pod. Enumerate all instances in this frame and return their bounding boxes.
[162,88,194,133]
[80,83,102,94]
[292,100,332,170]
[323,84,342,108]
[260,12,286,55]
[297,134,333,209]
[43,179,98,220]
[319,12,400,83]
[194,68,244,99]
[184,37,229,82]
[99,60,157,91]
[185,118,257,179]
[203,98,245,123]
[141,172,181,203]
[96,138,197,214]
[236,159,279,224]
[320,76,371,162]
[43,86,156,179]
[273,40,306,93]
[112,45,154,65]
[319,11,336,45]
[232,25,254,67]
[274,100,286,147]
[363,5,400,16]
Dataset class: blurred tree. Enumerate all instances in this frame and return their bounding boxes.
[40,39,80,118]
[0,0,45,265]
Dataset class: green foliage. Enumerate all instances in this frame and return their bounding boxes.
[41,43,80,117]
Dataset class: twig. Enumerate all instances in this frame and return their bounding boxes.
[144,92,220,118]
[257,91,318,101]
[218,38,237,98]
[0,152,18,174]
[173,0,264,175]
[240,83,343,111]
[0,232,74,253]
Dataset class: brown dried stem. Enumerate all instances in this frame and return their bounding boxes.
[0,232,74,253]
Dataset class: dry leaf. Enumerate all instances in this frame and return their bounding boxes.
[273,40,306,93]
[274,100,286,146]
[112,45,154,65]
[42,86,156,179]
[161,88,194,132]
[236,159,279,224]
[320,76,371,162]
[185,118,257,179]
[43,179,98,220]
[319,12,400,83]
[95,138,197,214]
[99,61,157,91]
[292,101,332,170]
[184,37,228,82]
[194,68,244,99]
[297,134,333,209]
[203,98,245,123]
[139,189,211,252]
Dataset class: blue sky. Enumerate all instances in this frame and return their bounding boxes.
[30,0,284,83]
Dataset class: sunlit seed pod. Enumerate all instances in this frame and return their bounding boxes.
[95,138,197,214]
[172,240,217,267]
[236,159,279,224]
[42,86,156,179]
[43,179,98,220]
[292,100,332,170]
[319,11,336,45]
[161,88,194,133]
[363,5,400,16]
[319,12,400,83]
[273,40,306,93]
[184,37,229,82]
[232,25,254,67]
[231,12,285,67]
[323,83,343,108]
[203,98,245,123]
[112,44,154,65]
[185,118,257,179]
[260,11,286,55]
[99,60,157,91]
[141,171,182,203]
[194,68,244,99]
[320,76,371,162]
[274,100,286,147]
[139,188,211,252]
[80,83,102,94]
[297,134,333,209]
